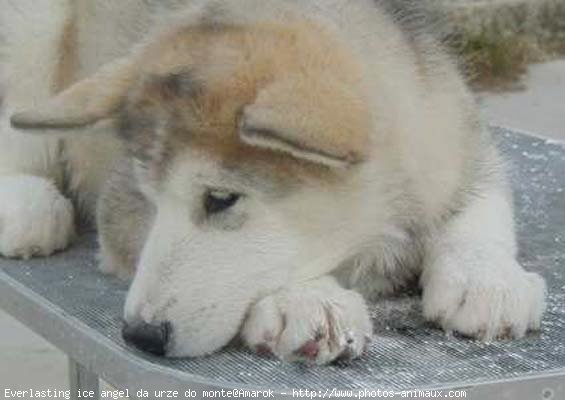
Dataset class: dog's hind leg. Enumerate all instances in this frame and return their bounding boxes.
[0,0,76,258]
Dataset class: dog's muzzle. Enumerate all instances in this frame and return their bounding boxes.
[122,320,171,356]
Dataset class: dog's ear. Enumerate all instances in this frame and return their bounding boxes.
[10,57,138,131]
[239,76,371,168]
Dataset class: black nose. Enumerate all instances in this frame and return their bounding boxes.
[122,320,171,356]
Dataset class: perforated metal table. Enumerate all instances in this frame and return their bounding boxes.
[0,127,564,400]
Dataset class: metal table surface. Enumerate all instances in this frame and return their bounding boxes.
[0,127,564,399]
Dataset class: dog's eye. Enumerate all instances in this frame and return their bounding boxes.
[204,190,241,214]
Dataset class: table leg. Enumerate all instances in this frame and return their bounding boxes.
[69,357,100,400]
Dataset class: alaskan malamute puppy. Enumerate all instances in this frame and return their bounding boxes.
[0,0,546,363]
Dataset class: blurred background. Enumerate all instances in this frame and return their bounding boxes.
[1,0,564,390]
[433,0,565,140]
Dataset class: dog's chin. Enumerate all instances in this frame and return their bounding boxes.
[164,331,236,358]
[161,302,251,358]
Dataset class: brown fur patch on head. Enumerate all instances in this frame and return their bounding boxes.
[120,18,372,186]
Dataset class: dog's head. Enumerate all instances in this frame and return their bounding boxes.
[11,10,373,357]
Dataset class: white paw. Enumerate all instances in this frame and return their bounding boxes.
[422,259,546,340]
[241,278,373,364]
[0,175,75,259]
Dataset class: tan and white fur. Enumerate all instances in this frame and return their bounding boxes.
[0,0,546,363]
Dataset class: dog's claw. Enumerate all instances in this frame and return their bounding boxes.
[255,344,273,357]
[297,340,320,359]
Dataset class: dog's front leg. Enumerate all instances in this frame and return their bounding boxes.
[421,178,546,339]
[242,276,373,364]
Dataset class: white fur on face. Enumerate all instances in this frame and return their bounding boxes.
[124,154,305,356]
